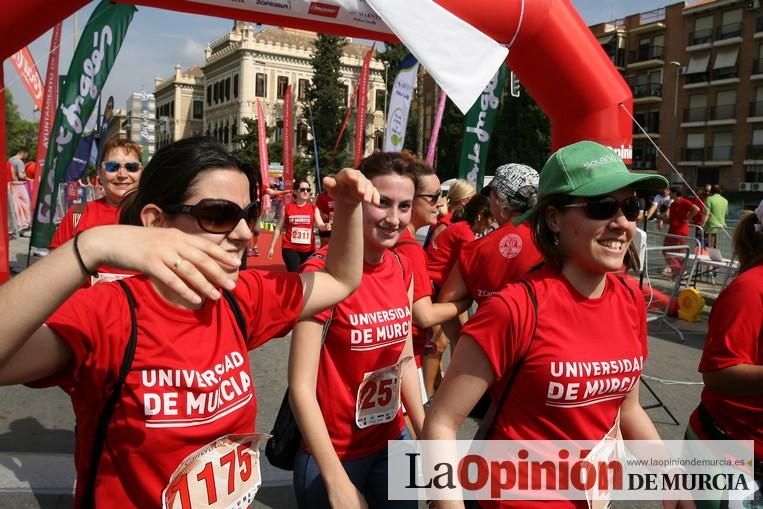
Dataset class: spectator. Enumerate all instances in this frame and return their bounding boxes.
[646,186,672,225]
[704,185,729,248]
[7,149,29,181]
[662,186,699,277]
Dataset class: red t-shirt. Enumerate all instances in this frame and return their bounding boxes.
[314,192,335,223]
[426,221,475,287]
[24,161,37,180]
[458,221,542,304]
[281,201,316,252]
[301,247,412,459]
[689,196,705,225]
[463,268,647,509]
[394,229,433,367]
[690,265,763,457]
[49,198,135,285]
[40,271,303,509]
[667,197,695,237]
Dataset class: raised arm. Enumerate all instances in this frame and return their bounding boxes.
[0,226,241,384]
[298,169,379,319]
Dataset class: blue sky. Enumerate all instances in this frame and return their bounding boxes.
[4,0,671,121]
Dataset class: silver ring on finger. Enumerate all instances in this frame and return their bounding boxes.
[172,257,184,271]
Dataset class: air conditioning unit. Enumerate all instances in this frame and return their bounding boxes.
[746,0,760,9]
[739,182,752,191]
[753,182,763,191]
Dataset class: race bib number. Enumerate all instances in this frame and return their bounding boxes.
[162,433,269,509]
[355,357,411,429]
[290,227,312,245]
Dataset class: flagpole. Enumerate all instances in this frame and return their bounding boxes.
[307,104,322,193]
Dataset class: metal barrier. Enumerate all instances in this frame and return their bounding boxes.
[638,231,700,343]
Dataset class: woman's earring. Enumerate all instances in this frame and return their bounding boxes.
[553,233,560,246]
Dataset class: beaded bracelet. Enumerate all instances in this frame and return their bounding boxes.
[73,231,98,277]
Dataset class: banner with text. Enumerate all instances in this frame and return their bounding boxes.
[31,0,136,249]
[256,100,270,191]
[283,84,293,190]
[353,44,375,167]
[457,64,506,191]
[10,47,44,111]
[31,22,62,211]
[383,53,418,152]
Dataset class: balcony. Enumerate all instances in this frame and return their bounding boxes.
[684,107,708,123]
[683,148,706,161]
[707,145,733,161]
[716,22,743,40]
[747,144,763,159]
[711,66,738,81]
[757,16,763,34]
[754,59,763,75]
[686,72,710,84]
[632,83,663,98]
[631,158,657,170]
[628,45,664,64]
[750,101,763,117]
[689,28,713,46]
[710,104,736,121]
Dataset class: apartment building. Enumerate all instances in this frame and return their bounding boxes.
[154,22,386,161]
[590,0,763,207]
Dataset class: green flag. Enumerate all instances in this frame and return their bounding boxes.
[457,64,507,191]
[31,0,136,249]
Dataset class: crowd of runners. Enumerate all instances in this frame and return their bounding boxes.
[0,135,760,509]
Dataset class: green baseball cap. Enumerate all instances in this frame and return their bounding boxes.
[515,141,668,224]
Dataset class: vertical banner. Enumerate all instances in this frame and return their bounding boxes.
[95,95,115,165]
[10,47,44,111]
[256,99,270,191]
[457,64,507,191]
[282,84,293,190]
[31,0,136,249]
[140,91,152,165]
[0,66,8,283]
[332,81,358,154]
[383,54,418,152]
[425,89,447,165]
[353,45,375,167]
[31,22,62,214]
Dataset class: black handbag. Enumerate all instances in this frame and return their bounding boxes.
[266,308,334,471]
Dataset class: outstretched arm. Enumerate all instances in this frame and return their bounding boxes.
[298,169,379,319]
[0,226,241,385]
[267,210,286,260]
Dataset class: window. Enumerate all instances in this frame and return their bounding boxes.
[692,16,714,45]
[223,121,229,144]
[750,129,763,159]
[206,86,212,106]
[256,73,267,98]
[213,82,219,103]
[685,132,705,160]
[686,52,711,83]
[696,167,719,187]
[719,9,742,39]
[277,76,289,99]
[712,47,739,80]
[233,74,239,99]
[231,121,238,140]
[225,77,231,101]
[373,130,383,150]
[711,131,732,160]
[170,101,174,118]
[339,83,349,106]
[686,94,707,122]
[275,119,284,141]
[298,79,310,101]
[745,165,763,182]
[192,100,203,120]
[375,89,386,112]
[297,122,308,147]
[713,90,736,120]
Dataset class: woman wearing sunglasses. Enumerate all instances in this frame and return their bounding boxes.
[49,137,144,285]
[0,137,377,509]
[424,141,692,508]
[268,177,329,272]
[289,152,424,509]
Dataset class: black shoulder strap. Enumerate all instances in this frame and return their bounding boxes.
[82,280,138,509]
[222,289,248,340]
[475,279,538,440]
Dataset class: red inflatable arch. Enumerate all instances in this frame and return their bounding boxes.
[0,0,633,282]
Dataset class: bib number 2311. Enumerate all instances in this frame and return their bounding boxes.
[290,227,312,245]
[162,433,269,509]
[355,357,411,429]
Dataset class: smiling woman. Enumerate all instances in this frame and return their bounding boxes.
[422,142,693,509]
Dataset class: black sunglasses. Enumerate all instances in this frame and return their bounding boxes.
[297,187,311,192]
[164,199,260,234]
[415,192,440,206]
[102,161,142,173]
[564,196,641,222]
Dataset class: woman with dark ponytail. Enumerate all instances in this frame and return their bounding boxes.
[0,136,378,509]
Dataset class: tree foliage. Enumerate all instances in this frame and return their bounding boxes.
[234,117,311,185]
[303,34,350,173]
[4,90,38,156]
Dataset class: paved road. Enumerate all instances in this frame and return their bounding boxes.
[0,237,709,508]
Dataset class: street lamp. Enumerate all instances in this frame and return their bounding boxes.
[670,61,683,164]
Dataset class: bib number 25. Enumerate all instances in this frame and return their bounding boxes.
[355,357,412,429]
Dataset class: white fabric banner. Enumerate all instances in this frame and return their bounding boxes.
[383,54,419,152]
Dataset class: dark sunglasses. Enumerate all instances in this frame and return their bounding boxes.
[102,161,142,173]
[415,192,440,206]
[297,187,311,192]
[565,196,641,222]
[164,199,260,234]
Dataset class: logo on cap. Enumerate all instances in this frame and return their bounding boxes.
[583,155,619,170]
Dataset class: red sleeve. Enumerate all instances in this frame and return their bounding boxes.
[49,207,77,249]
[395,242,433,302]
[462,283,536,380]
[699,275,762,372]
[42,283,130,389]
[235,270,304,349]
